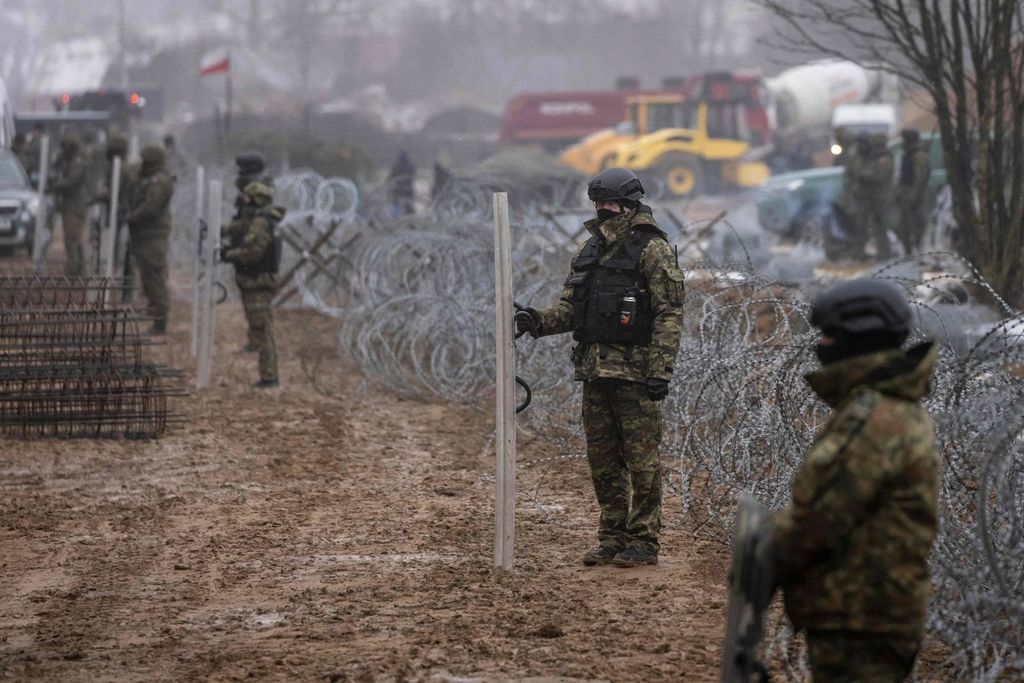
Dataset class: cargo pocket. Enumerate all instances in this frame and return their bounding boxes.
[665,268,685,306]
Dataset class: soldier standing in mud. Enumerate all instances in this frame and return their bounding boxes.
[770,279,939,681]
[48,132,88,276]
[221,181,282,388]
[515,167,685,568]
[231,153,273,352]
[125,145,174,334]
[895,129,931,255]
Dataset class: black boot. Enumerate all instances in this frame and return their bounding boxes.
[254,378,279,389]
[611,546,658,567]
[581,545,619,566]
[149,319,167,335]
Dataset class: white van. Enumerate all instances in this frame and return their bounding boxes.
[829,103,898,156]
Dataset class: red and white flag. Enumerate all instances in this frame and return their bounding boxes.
[199,50,230,77]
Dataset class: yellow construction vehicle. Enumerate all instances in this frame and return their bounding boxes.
[611,101,771,198]
[559,93,688,175]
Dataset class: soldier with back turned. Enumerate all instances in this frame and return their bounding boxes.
[48,132,88,276]
[125,144,174,334]
[771,279,939,681]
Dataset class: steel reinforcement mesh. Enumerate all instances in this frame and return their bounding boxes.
[0,276,183,439]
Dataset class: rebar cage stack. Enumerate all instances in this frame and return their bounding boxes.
[0,276,184,439]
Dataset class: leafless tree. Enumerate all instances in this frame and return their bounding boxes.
[758,0,1024,306]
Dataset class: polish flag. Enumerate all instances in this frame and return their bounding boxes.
[200,50,230,77]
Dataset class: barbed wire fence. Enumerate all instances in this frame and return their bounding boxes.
[172,162,1021,680]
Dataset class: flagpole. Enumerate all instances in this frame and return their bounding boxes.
[225,48,233,135]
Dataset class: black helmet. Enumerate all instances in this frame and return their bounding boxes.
[812,279,911,338]
[587,167,644,206]
[901,128,920,145]
[236,151,266,174]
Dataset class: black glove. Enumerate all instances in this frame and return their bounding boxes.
[219,240,235,263]
[645,377,670,401]
[514,307,541,338]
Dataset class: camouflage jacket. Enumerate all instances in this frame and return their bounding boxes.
[126,168,173,236]
[536,208,685,383]
[225,206,283,290]
[49,153,87,210]
[897,146,930,209]
[773,342,939,639]
[847,147,893,200]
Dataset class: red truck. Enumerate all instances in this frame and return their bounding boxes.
[498,88,666,152]
[499,73,774,156]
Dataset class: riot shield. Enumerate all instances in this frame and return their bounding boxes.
[721,494,775,683]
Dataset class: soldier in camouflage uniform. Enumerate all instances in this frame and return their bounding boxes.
[517,168,685,567]
[48,132,88,276]
[895,129,931,255]
[126,145,174,334]
[833,133,871,260]
[222,181,282,388]
[854,134,895,260]
[772,279,939,682]
[231,153,273,351]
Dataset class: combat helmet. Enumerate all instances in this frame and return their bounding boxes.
[236,152,266,175]
[811,279,911,362]
[587,167,645,206]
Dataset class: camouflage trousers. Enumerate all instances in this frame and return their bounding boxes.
[582,379,662,552]
[896,201,927,255]
[806,630,920,683]
[61,208,86,277]
[130,231,169,323]
[239,285,277,382]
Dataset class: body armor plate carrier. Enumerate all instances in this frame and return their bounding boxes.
[566,227,662,347]
[233,209,282,277]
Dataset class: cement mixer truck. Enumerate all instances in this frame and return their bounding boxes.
[766,60,899,168]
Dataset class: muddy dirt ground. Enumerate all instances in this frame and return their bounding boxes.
[0,290,737,682]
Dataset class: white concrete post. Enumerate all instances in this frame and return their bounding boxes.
[190,166,206,357]
[99,156,122,279]
[197,179,222,389]
[493,191,516,570]
[31,134,50,266]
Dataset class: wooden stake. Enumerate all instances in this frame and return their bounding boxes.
[197,179,222,389]
[493,192,516,570]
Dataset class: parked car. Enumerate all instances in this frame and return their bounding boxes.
[755,133,947,246]
[0,148,39,257]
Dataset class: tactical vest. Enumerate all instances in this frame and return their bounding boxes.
[234,208,282,277]
[566,228,662,346]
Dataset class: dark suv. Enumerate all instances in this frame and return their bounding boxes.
[0,148,38,256]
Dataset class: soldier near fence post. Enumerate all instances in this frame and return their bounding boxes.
[48,132,88,276]
[895,129,931,255]
[222,181,282,388]
[230,153,273,351]
[515,167,685,568]
[125,144,174,334]
[771,279,939,682]
[233,152,271,219]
